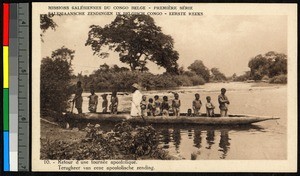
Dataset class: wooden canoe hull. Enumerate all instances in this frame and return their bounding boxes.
[65,113,279,125]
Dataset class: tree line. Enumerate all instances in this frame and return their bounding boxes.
[74,60,228,92]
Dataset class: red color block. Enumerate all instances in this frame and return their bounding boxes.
[3,3,10,46]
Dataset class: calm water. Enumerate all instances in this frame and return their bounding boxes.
[77,82,287,160]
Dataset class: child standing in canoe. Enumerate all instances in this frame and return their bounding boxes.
[110,91,118,114]
[88,88,98,113]
[192,93,202,116]
[161,96,170,117]
[101,94,108,113]
[147,98,155,116]
[140,95,148,117]
[154,95,161,116]
[205,96,215,117]
[172,93,181,117]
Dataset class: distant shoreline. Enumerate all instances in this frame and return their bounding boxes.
[78,81,286,94]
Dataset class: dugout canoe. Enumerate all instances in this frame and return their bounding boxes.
[64,112,279,125]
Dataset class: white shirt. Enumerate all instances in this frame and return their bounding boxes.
[130,90,143,117]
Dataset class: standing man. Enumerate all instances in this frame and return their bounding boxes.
[218,88,230,117]
[130,83,143,118]
[73,81,83,114]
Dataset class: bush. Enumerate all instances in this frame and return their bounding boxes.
[269,74,287,84]
[261,75,270,81]
[41,122,170,160]
[233,73,250,82]
[189,75,205,85]
[173,75,193,86]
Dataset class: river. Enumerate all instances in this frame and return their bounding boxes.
[77,82,287,160]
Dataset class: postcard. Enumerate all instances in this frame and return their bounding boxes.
[32,2,297,172]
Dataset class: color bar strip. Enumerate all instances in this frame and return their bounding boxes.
[3,47,9,88]
[4,132,10,170]
[9,3,19,171]
[3,3,10,171]
[3,89,9,131]
[3,3,10,46]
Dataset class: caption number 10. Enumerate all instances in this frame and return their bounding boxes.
[44,160,51,164]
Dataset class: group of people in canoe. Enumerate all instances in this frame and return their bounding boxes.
[72,81,230,117]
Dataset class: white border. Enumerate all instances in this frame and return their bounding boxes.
[32,3,297,172]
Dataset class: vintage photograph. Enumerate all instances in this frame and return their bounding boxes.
[32,3,297,172]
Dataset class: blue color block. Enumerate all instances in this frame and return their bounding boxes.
[4,131,10,171]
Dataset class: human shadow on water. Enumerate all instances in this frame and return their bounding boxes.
[78,121,264,159]
[193,129,202,149]
[218,130,230,159]
[206,130,215,149]
[153,124,265,160]
[160,129,171,149]
[159,128,181,151]
[172,128,181,151]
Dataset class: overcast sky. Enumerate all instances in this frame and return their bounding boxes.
[41,15,287,76]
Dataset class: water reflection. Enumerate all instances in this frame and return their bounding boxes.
[205,130,215,149]
[218,130,231,159]
[193,130,202,149]
[172,129,181,151]
[156,125,263,160]
[188,130,193,139]
[95,122,264,160]
[161,129,170,149]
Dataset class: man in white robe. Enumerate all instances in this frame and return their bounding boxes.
[130,83,143,117]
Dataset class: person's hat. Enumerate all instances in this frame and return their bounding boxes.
[132,83,141,89]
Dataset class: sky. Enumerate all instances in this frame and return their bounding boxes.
[41,14,287,76]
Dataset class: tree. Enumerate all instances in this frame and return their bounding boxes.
[248,54,269,80]
[85,14,179,73]
[51,46,75,65]
[187,60,210,82]
[40,47,74,112]
[248,51,287,80]
[265,51,287,77]
[40,14,57,41]
[210,67,227,81]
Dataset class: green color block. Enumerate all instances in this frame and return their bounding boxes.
[3,88,9,131]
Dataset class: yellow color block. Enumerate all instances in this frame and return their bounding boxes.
[3,46,9,88]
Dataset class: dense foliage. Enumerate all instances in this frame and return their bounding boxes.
[248,51,287,81]
[41,122,170,160]
[85,14,179,73]
[210,67,227,81]
[187,60,210,82]
[232,71,251,82]
[233,51,287,84]
[75,64,206,92]
[40,47,74,112]
[269,74,287,84]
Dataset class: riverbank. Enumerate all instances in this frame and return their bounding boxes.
[40,118,176,160]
